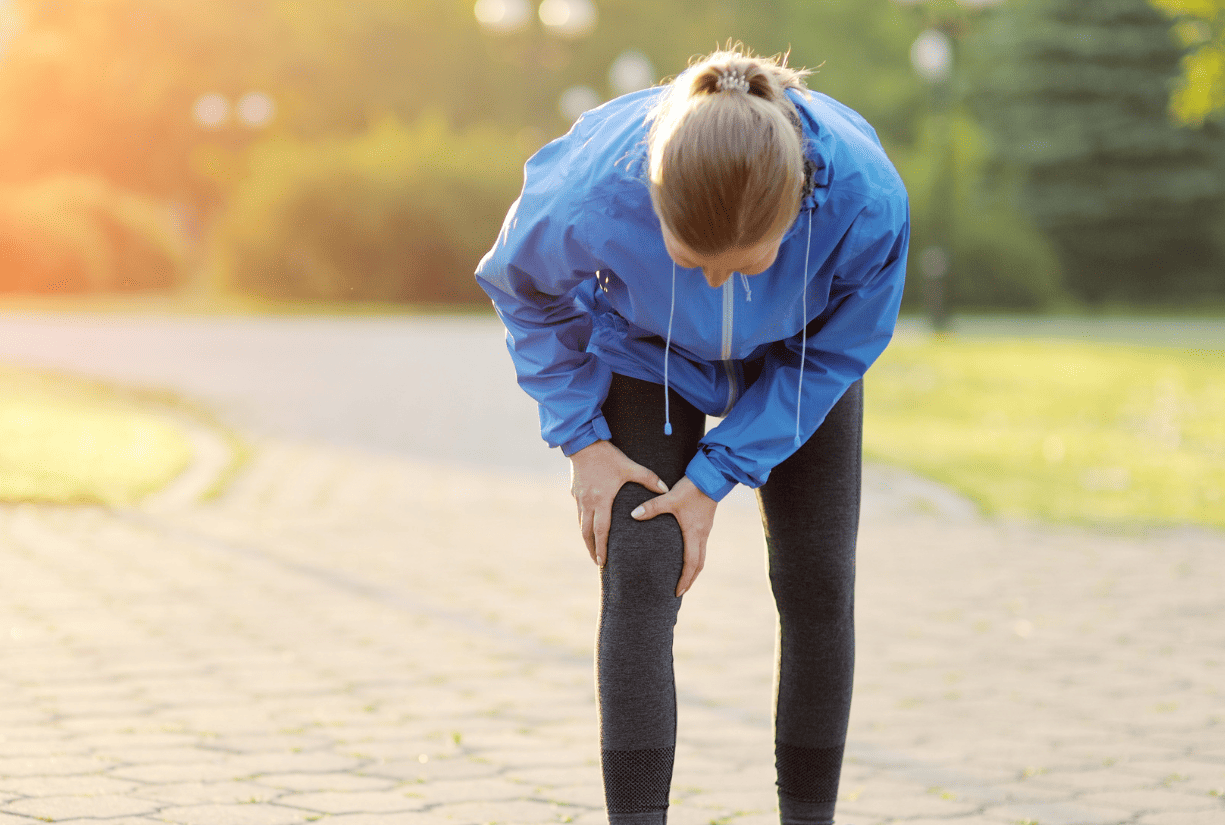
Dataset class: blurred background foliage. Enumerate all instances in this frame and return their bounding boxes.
[0,175,187,292]
[0,0,1223,310]
[968,0,1225,305]
[214,114,523,302]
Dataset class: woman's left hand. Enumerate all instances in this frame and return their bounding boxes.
[630,476,718,597]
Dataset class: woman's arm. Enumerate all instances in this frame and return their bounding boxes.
[477,130,683,585]
[477,211,613,456]
[475,125,616,457]
[686,194,910,501]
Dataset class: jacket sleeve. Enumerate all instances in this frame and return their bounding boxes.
[474,145,613,457]
[684,193,910,501]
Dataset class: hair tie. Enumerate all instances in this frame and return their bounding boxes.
[715,68,751,94]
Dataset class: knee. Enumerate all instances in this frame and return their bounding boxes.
[602,483,684,606]
[772,568,855,627]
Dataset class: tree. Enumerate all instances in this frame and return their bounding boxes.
[1150,0,1225,125]
[0,0,1085,305]
[969,0,1225,303]
[0,1,496,191]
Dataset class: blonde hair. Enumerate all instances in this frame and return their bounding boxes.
[648,44,812,256]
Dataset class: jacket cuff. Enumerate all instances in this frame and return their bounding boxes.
[560,415,613,457]
[684,449,738,502]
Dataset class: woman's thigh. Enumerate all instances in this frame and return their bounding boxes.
[758,380,863,613]
[601,372,705,488]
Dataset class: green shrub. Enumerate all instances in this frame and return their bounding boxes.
[212,114,528,303]
[0,176,187,293]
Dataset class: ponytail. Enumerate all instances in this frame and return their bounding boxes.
[648,44,813,255]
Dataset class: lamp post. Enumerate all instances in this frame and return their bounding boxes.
[190,90,276,188]
[475,0,599,128]
[474,1,656,134]
[893,0,1004,332]
[187,90,276,296]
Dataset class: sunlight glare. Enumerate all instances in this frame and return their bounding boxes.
[559,85,599,122]
[609,49,654,96]
[237,92,276,128]
[192,93,230,129]
[474,0,531,34]
[538,0,597,39]
[911,29,953,83]
[0,0,20,58]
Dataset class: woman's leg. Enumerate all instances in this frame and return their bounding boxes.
[597,372,705,825]
[757,380,863,825]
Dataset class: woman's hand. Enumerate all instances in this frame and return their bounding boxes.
[630,476,717,597]
[569,440,669,569]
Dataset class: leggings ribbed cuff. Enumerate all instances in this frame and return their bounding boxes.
[602,746,674,823]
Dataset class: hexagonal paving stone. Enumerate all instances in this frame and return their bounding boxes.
[4,794,162,820]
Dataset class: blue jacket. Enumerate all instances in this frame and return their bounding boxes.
[475,85,909,502]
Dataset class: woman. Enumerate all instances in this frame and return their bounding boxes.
[476,45,909,825]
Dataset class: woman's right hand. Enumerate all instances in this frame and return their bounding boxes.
[569,440,669,568]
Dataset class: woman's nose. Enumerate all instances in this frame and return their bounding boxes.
[704,269,732,288]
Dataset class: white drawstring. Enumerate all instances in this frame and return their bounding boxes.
[795,210,813,447]
[661,215,808,442]
[663,260,676,436]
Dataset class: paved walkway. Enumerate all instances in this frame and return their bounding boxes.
[1,313,1223,824]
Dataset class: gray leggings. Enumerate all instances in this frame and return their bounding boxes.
[597,371,862,825]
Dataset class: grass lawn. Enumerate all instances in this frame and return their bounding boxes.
[865,336,1225,530]
[0,366,193,505]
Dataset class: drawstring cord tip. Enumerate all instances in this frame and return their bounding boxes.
[664,423,673,436]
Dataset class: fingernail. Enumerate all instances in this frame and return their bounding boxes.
[676,587,687,597]
[631,506,644,519]
[657,480,669,493]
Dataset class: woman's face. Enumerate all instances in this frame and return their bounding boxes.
[661,224,784,289]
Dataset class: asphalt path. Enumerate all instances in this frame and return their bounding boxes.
[0,311,563,480]
[2,310,1219,478]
